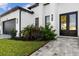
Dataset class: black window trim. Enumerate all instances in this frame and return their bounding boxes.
[45,15,50,25]
[35,17,39,27]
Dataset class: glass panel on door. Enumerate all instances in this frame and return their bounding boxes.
[60,15,67,30]
[69,14,76,30]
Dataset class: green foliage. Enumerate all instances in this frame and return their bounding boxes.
[21,25,41,40]
[40,23,57,40]
[21,23,57,41]
[10,28,17,38]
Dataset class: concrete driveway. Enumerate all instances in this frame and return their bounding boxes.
[0,34,11,39]
[31,36,79,56]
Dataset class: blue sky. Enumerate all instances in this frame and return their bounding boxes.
[0,3,31,14]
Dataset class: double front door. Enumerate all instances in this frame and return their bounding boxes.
[60,12,78,36]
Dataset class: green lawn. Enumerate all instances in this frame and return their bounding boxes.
[0,39,47,56]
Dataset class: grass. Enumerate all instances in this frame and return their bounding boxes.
[0,39,47,56]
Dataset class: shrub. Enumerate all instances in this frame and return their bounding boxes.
[40,23,57,40]
[10,28,17,38]
[21,23,56,41]
[21,25,40,40]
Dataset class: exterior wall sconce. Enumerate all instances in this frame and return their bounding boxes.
[51,14,53,21]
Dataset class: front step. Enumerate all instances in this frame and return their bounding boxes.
[57,36,79,39]
[0,34,11,39]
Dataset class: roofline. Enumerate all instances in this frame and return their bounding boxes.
[0,6,34,17]
[28,3,39,9]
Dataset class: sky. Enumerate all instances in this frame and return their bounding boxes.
[0,3,32,14]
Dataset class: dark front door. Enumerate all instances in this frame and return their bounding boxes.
[60,12,78,36]
[3,19,16,34]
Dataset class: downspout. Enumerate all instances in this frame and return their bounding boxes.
[19,10,21,37]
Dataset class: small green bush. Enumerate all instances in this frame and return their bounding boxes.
[40,23,56,40]
[10,28,17,38]
[21,25,41,40]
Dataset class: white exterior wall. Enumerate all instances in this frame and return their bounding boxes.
[0,10,20,37]
[44,3,59,36]
[31,3,59,36]
[21,11,34,30]
[31,3,79,36]
[31,4,45,27]
[44,3,79,36]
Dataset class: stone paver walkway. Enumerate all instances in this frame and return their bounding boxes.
[31,37,79,56]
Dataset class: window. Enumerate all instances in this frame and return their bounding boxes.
[51,14,53,21]
[35,17,39,27]
[45,15,50,25]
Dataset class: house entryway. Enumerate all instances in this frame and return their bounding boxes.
[3,18,16,34]
[60,12,78,36]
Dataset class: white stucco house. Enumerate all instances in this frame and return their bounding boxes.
[0,3,79,37]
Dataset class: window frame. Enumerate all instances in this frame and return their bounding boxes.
[45,15,50,25]
[35,17,39,27]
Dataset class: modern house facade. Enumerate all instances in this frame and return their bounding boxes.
[0,3,79,37]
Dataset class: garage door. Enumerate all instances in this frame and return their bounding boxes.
[3,19,16,34]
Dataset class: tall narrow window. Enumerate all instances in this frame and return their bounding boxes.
[45,15,50,25]
[35,17,39,27]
